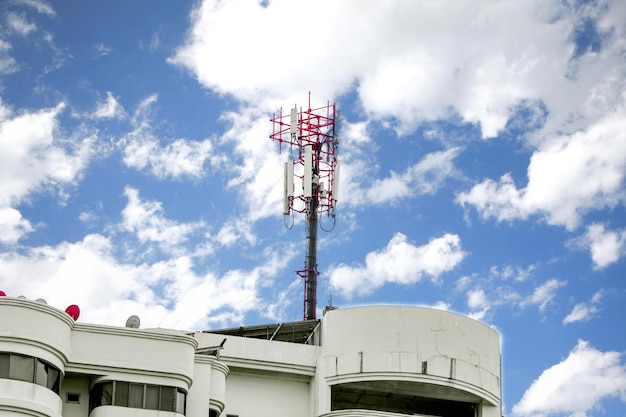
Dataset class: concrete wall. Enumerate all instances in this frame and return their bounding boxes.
[0,298,73,372]
[70,325,197,390]
[1,298,501,417]
[222,372,310,417]
[319,306,501,415]
[59,375,90,417]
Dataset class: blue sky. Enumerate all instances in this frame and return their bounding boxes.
[1,0,626,415]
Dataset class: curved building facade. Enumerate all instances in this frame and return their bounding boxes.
[0,297,501,417]
[318,306,501,417]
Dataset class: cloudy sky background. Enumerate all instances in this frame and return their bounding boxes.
[1,0,626,415]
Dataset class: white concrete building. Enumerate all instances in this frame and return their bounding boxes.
[0,296,502,417]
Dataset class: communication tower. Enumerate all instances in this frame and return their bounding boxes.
[270,94,339,320]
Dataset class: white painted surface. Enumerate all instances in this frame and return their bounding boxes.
[0,298,501,417]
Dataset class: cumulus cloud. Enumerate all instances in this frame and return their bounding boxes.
[0,234,288,329]
[15,0,55,16]
[121,186,204,253]
[467,288,490,320]
[0,37,19,75]
[91,92,125,119]
[328,233,466,298]
[563,290,604,325]
[121,95,216,179]
[171,0,624,139]
[512,340,626,417]
[169,0,626,248]
[520,278,567,312]
[458,106,626,230]
[0,207,33,244]
[490,264,536,282]
[0,101,96,243]
[569,223,626,270]
[6,12,36,36]
[220,107,290,221]
[364,147,461,204]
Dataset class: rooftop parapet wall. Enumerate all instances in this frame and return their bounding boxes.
[320,306,501,402]
[194,332,319,377]
[0,297,74,371]
[70,325,197,389]
[0,297,198,389]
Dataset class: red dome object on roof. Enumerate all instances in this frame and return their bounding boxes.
[65,304,80,321]
[0,291,5,296]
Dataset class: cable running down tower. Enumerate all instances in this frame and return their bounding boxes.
[270,94,339,320]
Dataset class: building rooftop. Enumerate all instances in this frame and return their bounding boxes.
[202,319,320,344]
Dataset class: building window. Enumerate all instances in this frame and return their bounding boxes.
[9,354,34,383]
[66,392,81,403]
[129,383,144,408]
[0,352,61,394]
[89,381,186,414]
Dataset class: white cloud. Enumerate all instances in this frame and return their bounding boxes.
[563,290,604,325]
[333,123,460,209]
[329,233,466,298]
[467,288,490,320]
[0,207,33,244]
[219,107,289,222]
[458,105,626,230]
[0,234,288,330]
[121,95,216,179]
[563,303,599,325]
[15,0,56,16]
[0,101,96,242]
[520,278,567,312]
[215,219,256,247]
[431,301,451,311]
[0,38,19,74]
[94,43,112,57]
[123,136,215,179]
[121,186,203,252]
[91,92,125,119]
[171,0,624,139]
[512,340,626,417]
[468,288,489,310]
[364,148,461,204]
[490,264,536,282]
[7,12,36,36]
[574,223,626,270]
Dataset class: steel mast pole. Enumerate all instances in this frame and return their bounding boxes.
[305,144,319,320]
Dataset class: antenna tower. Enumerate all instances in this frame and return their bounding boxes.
[270,93,339,321]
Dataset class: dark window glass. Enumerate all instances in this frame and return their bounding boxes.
[0,354,9,378]
[48,366,60,394]
[145,385,159,410]
[9,355,34,382]
[89,383,102,412]
[35,360,48,387]
[160,386,176,411]
[90,381,184,414]
[0,353,60,394]
[67,392,80,403]
[114,381,129,406]
[101,382,113,406]
[129,383,144,408]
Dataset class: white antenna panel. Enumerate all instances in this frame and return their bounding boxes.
[332,161,340,202]
[290,107,298,137]
[303,146,313,198]
[283,161,294,215]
